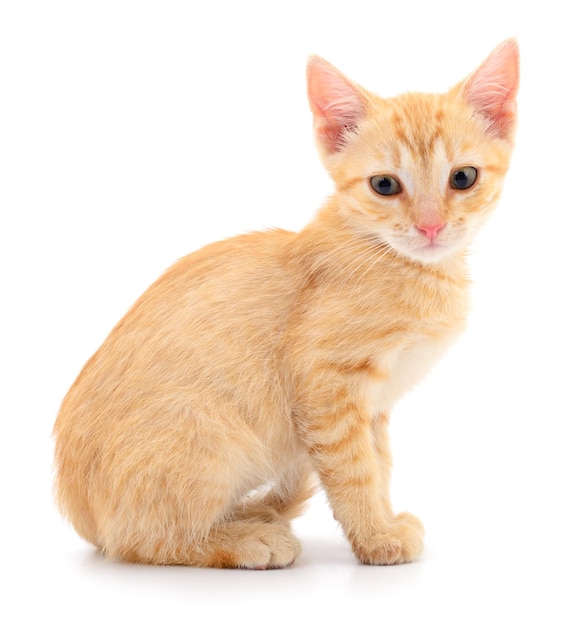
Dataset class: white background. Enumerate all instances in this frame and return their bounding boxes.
[2,1,578,624]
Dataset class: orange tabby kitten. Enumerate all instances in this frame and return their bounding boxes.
[53,40,519,568]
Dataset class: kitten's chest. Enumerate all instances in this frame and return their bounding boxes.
[362,328,460,416]
[360,273,469,416]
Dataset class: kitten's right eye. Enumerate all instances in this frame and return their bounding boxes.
[370,175,402,196]
[450,166,478,190]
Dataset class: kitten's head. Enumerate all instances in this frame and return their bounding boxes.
[307,40,519,265]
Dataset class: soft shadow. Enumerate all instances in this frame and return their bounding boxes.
[70,536,426,603]
[297,535,356,567]
[346,546,430,594]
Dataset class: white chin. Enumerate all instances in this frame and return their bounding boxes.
[394,241,461,265]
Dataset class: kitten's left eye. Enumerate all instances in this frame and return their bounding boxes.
[450,166,478,190]
[370,175,402,196]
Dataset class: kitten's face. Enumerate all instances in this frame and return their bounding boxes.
[307,41,518,265]
[331,92,513,264]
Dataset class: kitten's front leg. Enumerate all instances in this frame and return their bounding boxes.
[295,388,423,565]
[370,411,424,564]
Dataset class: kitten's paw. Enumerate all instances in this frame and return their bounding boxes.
[234,523,302,570]
[352,512,424,566]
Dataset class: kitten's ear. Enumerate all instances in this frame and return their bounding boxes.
[460,39,520,140]
[307,56,368,154]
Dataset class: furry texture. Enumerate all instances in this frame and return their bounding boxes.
[53,40,519,568]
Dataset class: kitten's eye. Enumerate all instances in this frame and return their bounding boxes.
[370,175,402,196]
[450,166,478,190]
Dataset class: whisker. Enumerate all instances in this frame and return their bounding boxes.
[313,233,393,301]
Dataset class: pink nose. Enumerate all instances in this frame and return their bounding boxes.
[416,222,446,242]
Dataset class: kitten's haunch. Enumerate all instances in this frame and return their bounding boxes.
[53,40,519,568]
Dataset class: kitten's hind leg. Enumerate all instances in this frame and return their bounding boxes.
[230,461,318,524]
[198,518,302,569]
[202,462,317,569]
[100,438,314,568]
[111,517,302,569]
[109,488,306,569]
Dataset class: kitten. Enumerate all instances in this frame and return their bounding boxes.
[53,40,519,568]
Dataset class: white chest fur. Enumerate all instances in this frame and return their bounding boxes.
[362,331,459,417]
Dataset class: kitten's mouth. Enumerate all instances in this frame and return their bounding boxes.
[421,240,443,250]
[396,235,459,264]
[380,229,463,264]
[416,240,448,257]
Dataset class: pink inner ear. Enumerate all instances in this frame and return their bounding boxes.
[307,57,367,153]
[463,39,520,139]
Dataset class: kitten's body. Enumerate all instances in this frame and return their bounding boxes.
[54,42,518,568]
